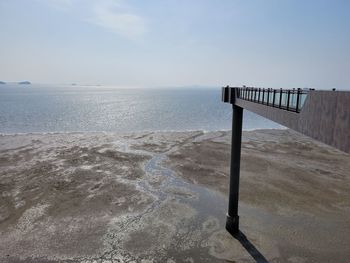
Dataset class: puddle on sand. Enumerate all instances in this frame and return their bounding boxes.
[100,135,241,262]
[139,152,231,261]
[144,152,228,226]
[111,134,229,229]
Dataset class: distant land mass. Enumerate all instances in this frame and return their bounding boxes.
[0,81,6,84]
[18,81,31,85]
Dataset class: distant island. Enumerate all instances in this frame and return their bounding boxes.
[0,81,6,84]
[18,81,31,85]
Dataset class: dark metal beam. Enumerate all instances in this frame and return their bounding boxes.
[226,101,243,235]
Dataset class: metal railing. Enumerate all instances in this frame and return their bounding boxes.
[236,87,308,113]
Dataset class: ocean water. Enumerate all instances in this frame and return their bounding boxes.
[0,84,283,133]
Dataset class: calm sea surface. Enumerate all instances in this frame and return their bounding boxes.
[0,84,282,133]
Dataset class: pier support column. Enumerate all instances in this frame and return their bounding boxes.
[226,104,243,236]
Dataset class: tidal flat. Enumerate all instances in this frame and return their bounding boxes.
[0,129,349,262]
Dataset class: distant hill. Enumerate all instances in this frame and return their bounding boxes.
[18,81,31,85]
[0,81,6,84]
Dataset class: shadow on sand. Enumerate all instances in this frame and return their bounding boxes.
[233,231,269,263]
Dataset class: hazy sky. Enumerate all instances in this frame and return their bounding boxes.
[0,0,349,89]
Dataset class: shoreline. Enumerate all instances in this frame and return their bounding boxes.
[0,127,288,136]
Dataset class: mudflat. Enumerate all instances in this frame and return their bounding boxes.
[0,129,349,262]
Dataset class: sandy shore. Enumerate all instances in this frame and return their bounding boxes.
[0,129,349,262]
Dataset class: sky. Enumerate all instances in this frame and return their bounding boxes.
[0,0,349,89]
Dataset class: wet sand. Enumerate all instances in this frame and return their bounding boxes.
[0,129,349,262]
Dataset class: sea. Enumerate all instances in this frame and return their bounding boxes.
[0,84,283,134]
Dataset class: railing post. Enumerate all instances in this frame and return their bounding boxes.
[296,88,301,113]
[254,89,257,102]
[287,90,291,110]
[262,89,265,104]
[279,88,282,108]
[273,89,276,107]
[267,89,270,106]
[226,92,243,236]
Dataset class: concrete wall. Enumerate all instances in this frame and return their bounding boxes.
[298,91,350,154]
[226,88,350,154]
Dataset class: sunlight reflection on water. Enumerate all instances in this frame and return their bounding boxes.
[0,85,283,133]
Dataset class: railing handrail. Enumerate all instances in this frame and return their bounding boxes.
[223,86,309,113]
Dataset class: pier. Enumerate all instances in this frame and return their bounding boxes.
[222,86,350,236]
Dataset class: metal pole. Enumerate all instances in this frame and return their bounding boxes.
[262,89,265,104]
[279,89,282,108]
[226,102,243,236]
[296,88,301,113]
[254,89,257,102]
